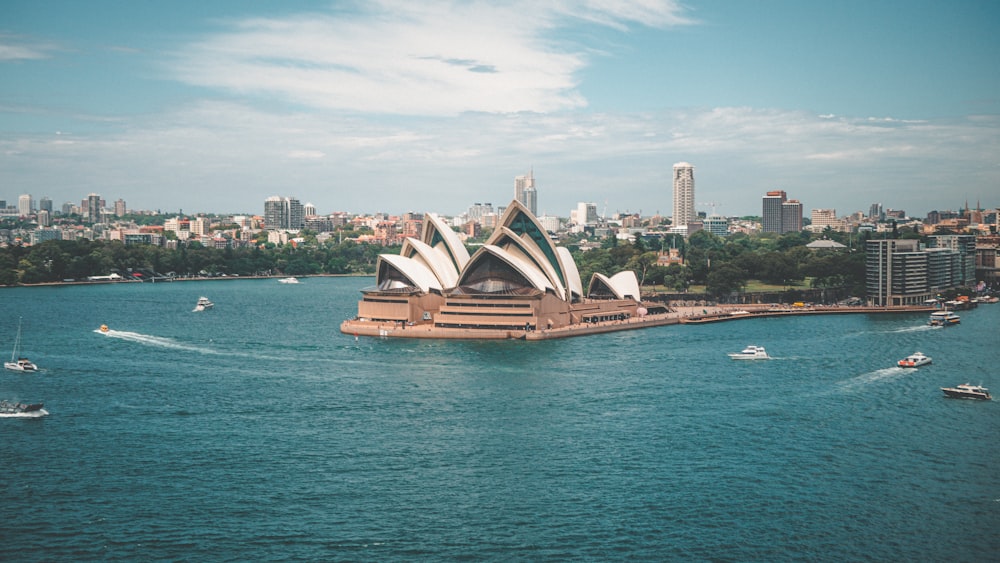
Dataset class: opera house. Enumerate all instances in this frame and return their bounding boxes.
[340,200,676,339]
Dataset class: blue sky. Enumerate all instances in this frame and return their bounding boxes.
[2,0,998,219]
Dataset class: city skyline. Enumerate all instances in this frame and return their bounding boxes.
[2,1,998,218]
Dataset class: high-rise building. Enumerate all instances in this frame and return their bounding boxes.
[514,170,536,216]
[86,193,103,224]
[762,190,786,233]
[575,202,598,226]
[114,199,127,217]
[264,196,304,230]
[865,235,975,306]
[782,199,803,233]
[38,197,53,213]
[18,194,33,216]
[672,162,695,227]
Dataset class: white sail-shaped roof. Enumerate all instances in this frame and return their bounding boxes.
[490,227,567,299]
[376,254,442,293]
[401,237,460,288]
[556,246,584,299]
[608,271,641,302]
[458,244,553,293]
[423,213,470,274]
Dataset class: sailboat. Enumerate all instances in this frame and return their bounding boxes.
[5,317,38,372]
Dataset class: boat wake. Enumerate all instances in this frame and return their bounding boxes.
[839,366,911,390]
[0,409,48,418]
[95,328,222,355]
[885,325,936,334]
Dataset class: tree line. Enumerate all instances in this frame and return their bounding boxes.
[2,228,874,299]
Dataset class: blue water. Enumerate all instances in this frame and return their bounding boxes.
[2,278,997,561]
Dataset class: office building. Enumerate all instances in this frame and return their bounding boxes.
[704,215,729,238]
[86,193,103,225]
[672,162,695,227]
[514,170,537,216]
[762,190,786,233]
[865,235,976,306]
[18,194,33,216]
[782,200,803,233]
[264,196,305,230]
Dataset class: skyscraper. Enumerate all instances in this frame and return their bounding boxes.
[514,170,537,216]
[86,193,102,224]
[782,199,803,233]
[762,190,787,233]
[18,194,33,217]
[264,196,305,230]
[672,162,695,227]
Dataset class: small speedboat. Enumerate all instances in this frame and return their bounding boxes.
[99,324,109,333]
[728,345,770,360]
[940,383,991,400]
[279,277,300,284]
[0,400,47,416]
[897,351,931,368]
[193,296,214,312]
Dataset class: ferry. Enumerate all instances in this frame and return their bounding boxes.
[929,311,960,326]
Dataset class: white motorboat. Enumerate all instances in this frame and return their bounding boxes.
[728,345,770,360]
[897,351,931,368]
[4,317,38,372]
[193,297,214,312]
[940,383,991,400]
[279,277,300,284]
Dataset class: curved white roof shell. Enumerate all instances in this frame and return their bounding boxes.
[377,254,442,293]
[609,271,641,302]
[459,244,554,293]
[401,237,460,288]
[556,246,584,299]
[491,227,567,299]
[424,213,470,273]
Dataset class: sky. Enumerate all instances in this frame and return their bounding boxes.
[2,0,998,219]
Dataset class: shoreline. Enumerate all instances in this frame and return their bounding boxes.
[341,303,939,340]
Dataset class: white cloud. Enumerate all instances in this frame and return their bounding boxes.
[167,1,694,116]
[0,35,57,61]
[2,100,996,217]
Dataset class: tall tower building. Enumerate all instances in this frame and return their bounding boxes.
[18,194,33,216]
[672,162,695,227]
[514,170,537,216]
[114,199,127,217]
[86,193,103,224]
[264,196,305,230]
[762,190,787,233]
[781,199,803,233]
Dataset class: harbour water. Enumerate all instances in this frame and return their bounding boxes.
[2,277,997,561]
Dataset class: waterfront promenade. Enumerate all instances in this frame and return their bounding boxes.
[341,303,938,340]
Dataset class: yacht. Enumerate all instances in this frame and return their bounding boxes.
[193,297,214,312]
[0,400,47,416]
[728,345,770,360]
[897,351,931,368]
[940,383,991,400]
[4,317,38,372]
[279,277,300,284]
[929,311,960,326]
